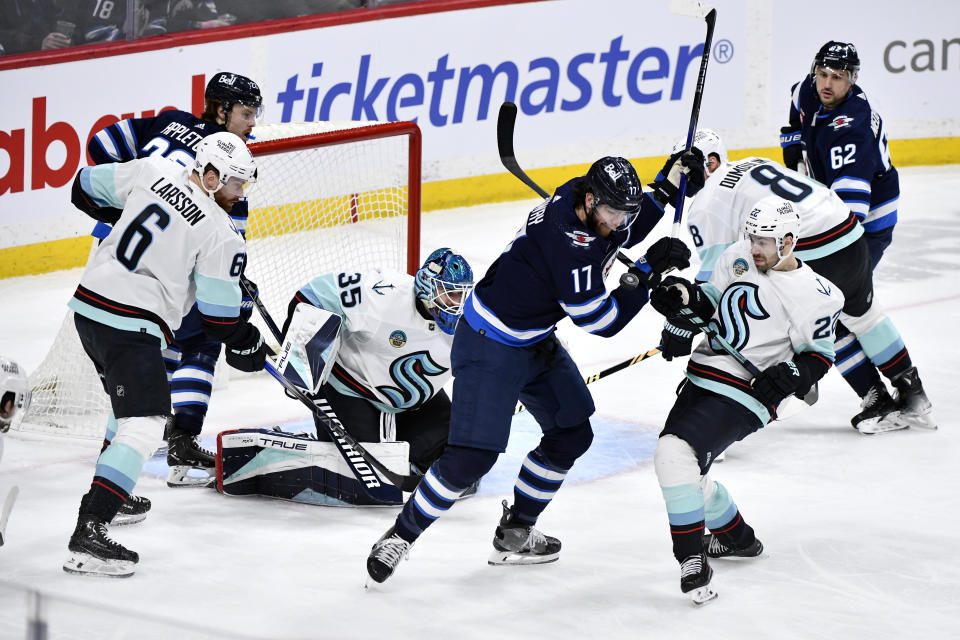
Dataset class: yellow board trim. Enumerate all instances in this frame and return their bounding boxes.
[3,136,958,278]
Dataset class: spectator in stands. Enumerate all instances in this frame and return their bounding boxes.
[0,0,70,56]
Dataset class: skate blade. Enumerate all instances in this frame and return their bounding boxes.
[166,465,216,488]
[110,512,147,526]
[856,413,910,435]
[897,411,938,430]
[63,552,136,578]
[488,549,559,566]
[689,584,718,606]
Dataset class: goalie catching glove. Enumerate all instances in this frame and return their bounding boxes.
[648,147,706,208]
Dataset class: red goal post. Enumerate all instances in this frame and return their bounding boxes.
[16,120,422,439]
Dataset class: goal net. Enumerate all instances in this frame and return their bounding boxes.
[15,121,421,439]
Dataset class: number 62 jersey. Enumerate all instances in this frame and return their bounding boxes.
[685,240,845,425]
[68,156,246,345]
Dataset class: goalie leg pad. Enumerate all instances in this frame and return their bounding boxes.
[216,429,409,506]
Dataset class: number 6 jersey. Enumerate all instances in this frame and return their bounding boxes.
[68,156,246,345]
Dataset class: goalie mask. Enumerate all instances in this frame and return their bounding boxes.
[743,196,801,269]
[415,248,474,335]
[1,356,31,433]
[672,128,728,175]
[194,132,258,199]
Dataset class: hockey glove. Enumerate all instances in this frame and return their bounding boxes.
[225,326,268,373]
[648,147,707,207]
[239,275,258,322]
[752,361,812,408]
[659,317,697,361]
[650,276,697,317]
[779,126,805,173]
[645,237,691,274]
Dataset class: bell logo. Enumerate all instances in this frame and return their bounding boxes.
[603,163,622,181]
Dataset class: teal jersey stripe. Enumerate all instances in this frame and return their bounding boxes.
[69,297,167,344]
[301,274,346,316]
[195,272,241,316]
[686,372,771,425]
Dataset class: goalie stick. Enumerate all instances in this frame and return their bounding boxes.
[240,280,421,494]
[0,485,18,547]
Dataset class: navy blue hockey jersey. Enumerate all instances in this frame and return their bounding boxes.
[88,109,249,236]
[462,178,663,346]
[786,76,899,234]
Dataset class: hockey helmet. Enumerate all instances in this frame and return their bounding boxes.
[415,248,474,335]
[194,132,258,195]
[0,356,31,433]
[585,156,643,231]
[205,72,264,117]
[743,196,801,268]
[672,128,728,173]
[811,41,860,83]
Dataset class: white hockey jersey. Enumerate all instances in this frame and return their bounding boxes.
[688,157,863,281]
[685,240,845,424]
[68,156,246,344]
[295,268,453,414]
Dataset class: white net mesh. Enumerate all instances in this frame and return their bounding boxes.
[16,121,419,439]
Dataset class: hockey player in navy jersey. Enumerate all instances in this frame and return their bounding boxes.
[673,129,934,433]
[86,72,262,490]
[64,132,267,577]
[780,42,898,268]
[650,197,843,604]
[365,156,692,585]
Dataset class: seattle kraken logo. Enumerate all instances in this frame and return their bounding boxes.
[710,283,769,354]
[377,351,447,410]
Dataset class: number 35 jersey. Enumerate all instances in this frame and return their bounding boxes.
[687,157,863,281]
[686,240,844,424]
[294,269,454,414]
[69,156,246,345]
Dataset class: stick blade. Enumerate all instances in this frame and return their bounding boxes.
[497,101,519,159]
[669,0,713,18]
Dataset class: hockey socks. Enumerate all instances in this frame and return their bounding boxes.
[396,467,467,542]
[511,450,569,525]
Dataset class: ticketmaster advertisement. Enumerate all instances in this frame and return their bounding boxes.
[0,0,955,255]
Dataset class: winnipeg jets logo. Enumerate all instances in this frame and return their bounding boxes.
[565,230,596,248]
[829,115,854,130]
[377,351,447,410]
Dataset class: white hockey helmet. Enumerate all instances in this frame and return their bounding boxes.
[672,128,728,174]
[744,195,801,267]
[1,356,31,433]
[194,131,258,196]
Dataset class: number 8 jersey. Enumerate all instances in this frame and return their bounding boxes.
[687,157,863,282]
[69,156,246,345]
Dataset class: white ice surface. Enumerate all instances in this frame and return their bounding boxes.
[1,166,959,639]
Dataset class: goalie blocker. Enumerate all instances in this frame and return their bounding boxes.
[216,429,410,506]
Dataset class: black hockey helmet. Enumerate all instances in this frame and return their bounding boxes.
[586,156,643,215]
[205,72,263,115]
[811,41,860,81]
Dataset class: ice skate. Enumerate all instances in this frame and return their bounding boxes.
[63,515,138,578]
[166,427,216,487]
[702,533,763,559]
[488,500,560,566]
[680,552,717,605]
[111,494,151,526]
[890,367,937,430]
[852,381,905,434]
[366,526,411,586]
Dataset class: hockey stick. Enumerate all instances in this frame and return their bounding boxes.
[0,485,19,547]
[240,281,420,493]
[497,102,550,200]
[668,0,717,236]
[515,348,662,414]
